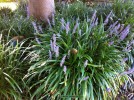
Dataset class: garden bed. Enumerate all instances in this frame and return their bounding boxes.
[0,0,133,100]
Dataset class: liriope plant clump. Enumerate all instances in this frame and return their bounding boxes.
[24,11,131,100]
[0,34,32,100]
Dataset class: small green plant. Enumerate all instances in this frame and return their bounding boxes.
[25,13,130,99]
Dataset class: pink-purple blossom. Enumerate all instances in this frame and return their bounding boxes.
[55,46,59,58]
[123,58,128,62]
[52,13,55,25]
[50,40,54,51]
[109,21,118,29]
[106,88,111,92]
[104,11,113,25]
[108,41,114,46]
[60,55,66,67]
[83,76,89,81]
[65,22,70,34]
[47,18,52,28]
[118,24,125,33]
[26,6,30,19]
[35,37,41,44]
[32,21,38,33]
[120,25,130,41]
[91,10,97,23]
[90,10,97,28]
[60,18,65,30]
[78,29,82,36]
[73,21,79,33]
[84,60,88,67]
[52,34,56,45]
[120,67,134,75]
[38,25,43,33]
[49,50,52,59]
[94,17,98,26]
[63,66,67,74]
[124,40,134,51]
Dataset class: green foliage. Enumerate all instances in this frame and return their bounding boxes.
[25,16,129,100]
[57,1,93,20]
[0,14,34,39]
[95,0,134,25]
[0,34,31,100]
[112,0,134,25]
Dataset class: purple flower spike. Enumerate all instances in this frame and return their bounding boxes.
[53,34,56,44]
[67,50,70,59]
[55,46,59,58]
[124,46,132,52]
[35,37,41,44]
[47,18,52,28]
[109,21,119,35]
[94,17,98,26]
[118,24,125,33]
[123,58,128,62]
[120,66,134,75]
[63,66,67,74]
[104,11,113,25]
[73,21,79,33]
[109,21,118,29]
[38,25,43,33]
[124,40,134,51]
[108,41,114,46]
[26,6,30,19]
[60,18,65,30]
[120,25,130,41]
[91,10,97,23]
[52,13,55,25]
[32,21,38,33]
[65,22,70,34]
[116,23,121,31]
[78,29,82,36]
[53,42,56,52]
[90,10,97,28]
[50,40,54,51]
[83,76,89,81]
[106,88,111,92]
[84,60,88,67]
[60,55,66,67]
[49,50,52,60]
[114,23,121,34]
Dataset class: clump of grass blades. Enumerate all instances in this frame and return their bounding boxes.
[0,34,31,100]
[25,13,130,100]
